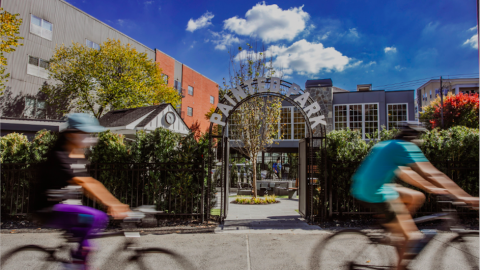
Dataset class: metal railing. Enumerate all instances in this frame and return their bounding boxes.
[1,162,209,220]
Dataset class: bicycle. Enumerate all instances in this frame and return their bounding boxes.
[309,195,479,270]
[1,206,197,270]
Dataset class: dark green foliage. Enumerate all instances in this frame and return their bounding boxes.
[316,126,479,216]
[0,130,58,164]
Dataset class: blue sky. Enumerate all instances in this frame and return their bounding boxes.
[66,0,478,91]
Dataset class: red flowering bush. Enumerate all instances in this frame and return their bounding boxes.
[421,93,479,129]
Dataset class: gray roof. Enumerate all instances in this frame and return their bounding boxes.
[99,104,168,128]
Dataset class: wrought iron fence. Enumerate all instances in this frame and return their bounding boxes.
[1,162,210,219]
[316,159,479,218]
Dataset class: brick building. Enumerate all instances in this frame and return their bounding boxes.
[155,50,219,132]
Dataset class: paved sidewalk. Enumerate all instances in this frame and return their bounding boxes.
[215,198,323,234]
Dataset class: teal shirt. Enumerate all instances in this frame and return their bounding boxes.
[351,140,428,203]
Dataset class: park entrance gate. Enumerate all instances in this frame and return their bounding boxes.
[207,78,327,222]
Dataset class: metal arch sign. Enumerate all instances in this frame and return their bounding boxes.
[209,77,327,129]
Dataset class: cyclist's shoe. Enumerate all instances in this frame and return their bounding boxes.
[404,230,437,258]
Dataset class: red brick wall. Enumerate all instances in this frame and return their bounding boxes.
[155,50,175,88]
[181,65,219,133]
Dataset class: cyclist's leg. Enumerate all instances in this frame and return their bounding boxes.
[51,204,108,261]
[395,186,425,215]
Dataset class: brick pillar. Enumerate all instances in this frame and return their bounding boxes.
[305,86,333,135]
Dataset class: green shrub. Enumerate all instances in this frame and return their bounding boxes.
[0,130,58,164]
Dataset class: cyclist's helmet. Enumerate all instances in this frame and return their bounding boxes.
[394,121,427,141]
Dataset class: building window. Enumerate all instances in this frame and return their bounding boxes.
[334,105,347,130]
[188,86,193,96]
[429,90,432,99]
[30,14,53,40]
[364,104,379,137]
[293,107,305,139]
[174,80,180,90]
[349,104,363,133]
[210,95,214,104]
[187,107,193,116]
[162,74,168,84]
[387,104,408,130]
[24,97,46,118]
[334,103,379,139]
[86,39,100,50]
[27,56,49,79]
[279,107,292,139]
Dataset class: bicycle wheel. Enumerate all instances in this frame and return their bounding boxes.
[430,231,479,270]
[310,230,396,270]
[1,245,66,270]
[127,247,197,270]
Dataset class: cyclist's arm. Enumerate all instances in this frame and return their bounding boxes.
[410,162,478,207]
[395,166,446,194]
[70,176,129,218]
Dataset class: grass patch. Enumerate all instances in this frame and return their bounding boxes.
[231,195,280,204]
[210,209,220,216]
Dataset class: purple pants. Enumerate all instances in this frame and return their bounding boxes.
[51,204,108,260]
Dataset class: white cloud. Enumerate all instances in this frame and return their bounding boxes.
[210,32,240,50]
[468,26,477,32]
[464,33,478,49]
[348,28,359,38]
[144,1,153,5]
[117,19,125,27]
[271,40,349,75]
[395,65,406,71]
[384,46,397,53]
[223,2,309,43]
[346,60,363,68]
[319,31,330,40]
[186,12,214,32]
[366,61,376,66]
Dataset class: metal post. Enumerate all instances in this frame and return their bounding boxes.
[201,160,205,223]
[440,76,444,128]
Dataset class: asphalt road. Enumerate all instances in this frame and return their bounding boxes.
[1,231,478,270]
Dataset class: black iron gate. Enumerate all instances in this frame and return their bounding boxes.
[298,133,327,221]
[221,139,230,220]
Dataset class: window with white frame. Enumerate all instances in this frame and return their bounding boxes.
[86,39,100,50]
[334,104,379,139]
[349,104,363,133]
[30,15,53,40]
[187,106,193,116]
[387,103,408,130]
[188,85,193,96]
[279,107,292,139]
[364,104,379,137]
[334,105,347,130]
[24,97,46,118]
[210,95,214,104]
[27,56,49,79]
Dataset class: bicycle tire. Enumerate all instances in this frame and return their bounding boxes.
[131,247,197,270]
[430,231,479,270]
[1,245,67,270]
[309,229,396,270]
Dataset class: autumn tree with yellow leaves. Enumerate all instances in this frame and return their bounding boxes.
[0,8,24,95]
[41,39,180,118]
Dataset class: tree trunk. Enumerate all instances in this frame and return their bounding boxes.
[252,156,257,198]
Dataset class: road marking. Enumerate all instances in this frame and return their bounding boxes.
[246,234,251,270]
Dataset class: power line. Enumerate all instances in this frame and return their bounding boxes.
[373,73,479,90]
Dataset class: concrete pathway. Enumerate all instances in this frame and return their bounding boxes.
[215,198,322,234]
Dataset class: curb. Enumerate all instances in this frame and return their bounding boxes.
[1,226,218,235]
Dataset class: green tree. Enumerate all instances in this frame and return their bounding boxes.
[0,8,23,95]
[41,39,181,118]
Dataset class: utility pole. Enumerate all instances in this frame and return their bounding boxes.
[440,76,444,128]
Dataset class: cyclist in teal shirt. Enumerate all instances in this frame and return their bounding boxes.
[351,122,478,269]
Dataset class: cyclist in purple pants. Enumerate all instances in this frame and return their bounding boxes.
[35,113,129,269]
